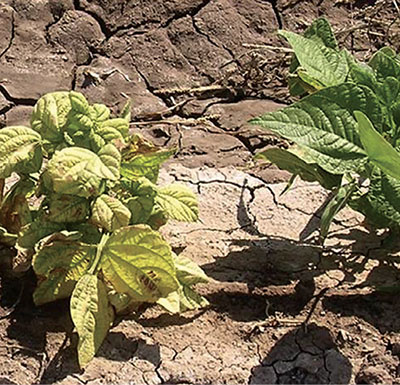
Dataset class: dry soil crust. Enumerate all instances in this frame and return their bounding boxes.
[1,0,400,384]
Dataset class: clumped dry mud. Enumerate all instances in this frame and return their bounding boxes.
[1,0,400,384]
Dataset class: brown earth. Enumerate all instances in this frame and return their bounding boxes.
[1,0,400,384]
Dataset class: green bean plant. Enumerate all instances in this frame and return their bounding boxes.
[251,18,400,240]
[0,91,208,367]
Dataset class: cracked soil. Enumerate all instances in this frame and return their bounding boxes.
[1,0,400,384]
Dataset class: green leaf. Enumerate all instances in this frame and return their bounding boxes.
[349,61,377,88]
[155,184,198,222]
[120,99,132,123]
[121,177,157,224]
[279,29,348,87]
[320,182,357,240]
[121,136,175,183]
[121,149,175,183]
[101,225,179,302]
[98,118,129,140]
[33,241,95,305]
[158,286,209,313]
[157,290,181,313]
[250,84,384,174]
[369,47,400,80]
[70,274,113,368]
[107,289,137,315]
[146,206,168,230]
[46,194,90,223]
[45,146,119,198]
[355,111,400,180]
[90,194,131,231]
[177,286,209,311]
[31,92,70,143]
[65,92,95,145]
[69,91,91,116]
[126,196,155,225]
[255,147,341,190]
[303,17,338,50]
[92,103,110,122]
[0,126,42,178]
[71,223,102,244]
[287,17,339,96]
[350,172,400,229]
[381,173,400,213]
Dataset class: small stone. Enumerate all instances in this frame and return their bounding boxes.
[337,329,349,343]
[362,344,375,353]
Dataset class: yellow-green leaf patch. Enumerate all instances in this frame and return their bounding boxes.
[70,274,113,368]
[101,225,178,302]
[90,194,131,232]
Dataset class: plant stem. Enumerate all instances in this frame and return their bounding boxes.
[0,178,4,202]
[88,232,110,275]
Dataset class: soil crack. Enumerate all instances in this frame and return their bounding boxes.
[0,84,37,106]
[264,0,282,28]
[73,0,111,39]
[162,0,212,29]
[0,8,15,60]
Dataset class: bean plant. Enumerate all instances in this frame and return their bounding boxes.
[251,18,400,239]
[0,91,208,367]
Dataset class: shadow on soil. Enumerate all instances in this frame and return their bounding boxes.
[203,192,400,329]
[323,291,400,334]
[249,323,352,384]
[0,276,160,384]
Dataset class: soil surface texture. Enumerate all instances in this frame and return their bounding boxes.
[1,0,400,384]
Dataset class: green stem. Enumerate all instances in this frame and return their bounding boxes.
[88,232,110,275]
